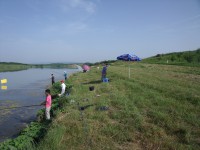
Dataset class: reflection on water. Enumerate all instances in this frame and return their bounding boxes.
[1,86,7,90]
[0,68,79,142]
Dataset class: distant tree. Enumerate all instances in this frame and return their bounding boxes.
[197,56,200,63]
[196,48,200,54]
[156,54,161,57]
[171,55,175,62]
[184,53,193,63]
[176,53,182,62]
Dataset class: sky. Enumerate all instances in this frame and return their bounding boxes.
[0,0,200,63]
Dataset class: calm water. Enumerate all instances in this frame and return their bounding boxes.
[0,67,80,142]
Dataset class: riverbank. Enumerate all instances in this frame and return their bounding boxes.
[0,80,73,149]
[1,61,200,149]
[0,67,80,148]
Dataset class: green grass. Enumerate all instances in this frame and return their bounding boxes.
[30,61,200,150]
[142,49,200,67]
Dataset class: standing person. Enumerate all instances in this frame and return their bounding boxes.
[58,80,66,96]
[64,71,67,80]
[101,64,108,81]
[41,89,52,120]
[51,74,55,85]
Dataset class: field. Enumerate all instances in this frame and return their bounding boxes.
[33,61,200,150]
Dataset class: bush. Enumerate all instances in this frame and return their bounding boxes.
[171,55,176,62]
[0,122,46,150]
[184,53,193,63]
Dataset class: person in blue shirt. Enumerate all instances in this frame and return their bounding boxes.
[101,64,108,81]
[64,71,67,80]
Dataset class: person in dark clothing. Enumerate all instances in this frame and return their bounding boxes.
[101,64,108,81]
[51,74,55,85]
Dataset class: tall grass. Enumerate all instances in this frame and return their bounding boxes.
[34,62,200,149]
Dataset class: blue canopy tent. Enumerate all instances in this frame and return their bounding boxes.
[117,54,141,61]
[117,54,141,78]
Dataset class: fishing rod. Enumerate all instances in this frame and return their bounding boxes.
[52,71,63,76]
[0,94,59,110]
[1,88,44,90]
[0,104,42,111]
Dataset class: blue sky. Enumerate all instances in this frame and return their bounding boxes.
[0,0,200,63]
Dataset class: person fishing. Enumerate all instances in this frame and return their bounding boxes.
[41,89,52,120]
[58,80,66,97]
[101,64,108,81]
[64,71,67,80]
[51,74,55,85]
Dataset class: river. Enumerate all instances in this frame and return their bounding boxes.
[0,67,81,142]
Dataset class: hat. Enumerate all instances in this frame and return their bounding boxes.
[60,80,64,83]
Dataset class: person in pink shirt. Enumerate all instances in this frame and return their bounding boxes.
[41,89,52,120]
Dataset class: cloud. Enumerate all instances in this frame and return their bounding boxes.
[60,0,97,14]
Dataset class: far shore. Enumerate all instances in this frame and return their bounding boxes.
[0,62,79,73]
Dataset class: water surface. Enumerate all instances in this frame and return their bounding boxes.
[0,68,79,142]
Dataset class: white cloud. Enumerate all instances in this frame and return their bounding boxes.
[60,0,97,14]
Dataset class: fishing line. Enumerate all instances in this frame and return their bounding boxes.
[51,71,63,76]
[0,104,42,111]
[1,88,44,90]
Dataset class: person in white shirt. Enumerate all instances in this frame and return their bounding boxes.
[58,80,66,96]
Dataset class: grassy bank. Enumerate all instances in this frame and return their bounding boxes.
[0,61,199,149]
[30,61,200,149]
[0,82,72,150]
[142,49,200,67]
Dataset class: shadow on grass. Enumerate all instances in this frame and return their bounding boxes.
[82,78,112,85]
[82,80,102,84]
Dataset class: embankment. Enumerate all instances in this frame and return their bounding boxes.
[1,61,200,150]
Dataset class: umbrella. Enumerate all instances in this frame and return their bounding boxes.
[82,65,90,72]
[117,54,141,78]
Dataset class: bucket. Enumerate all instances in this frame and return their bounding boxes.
[89,86,94,91]
[103,78,109,82]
